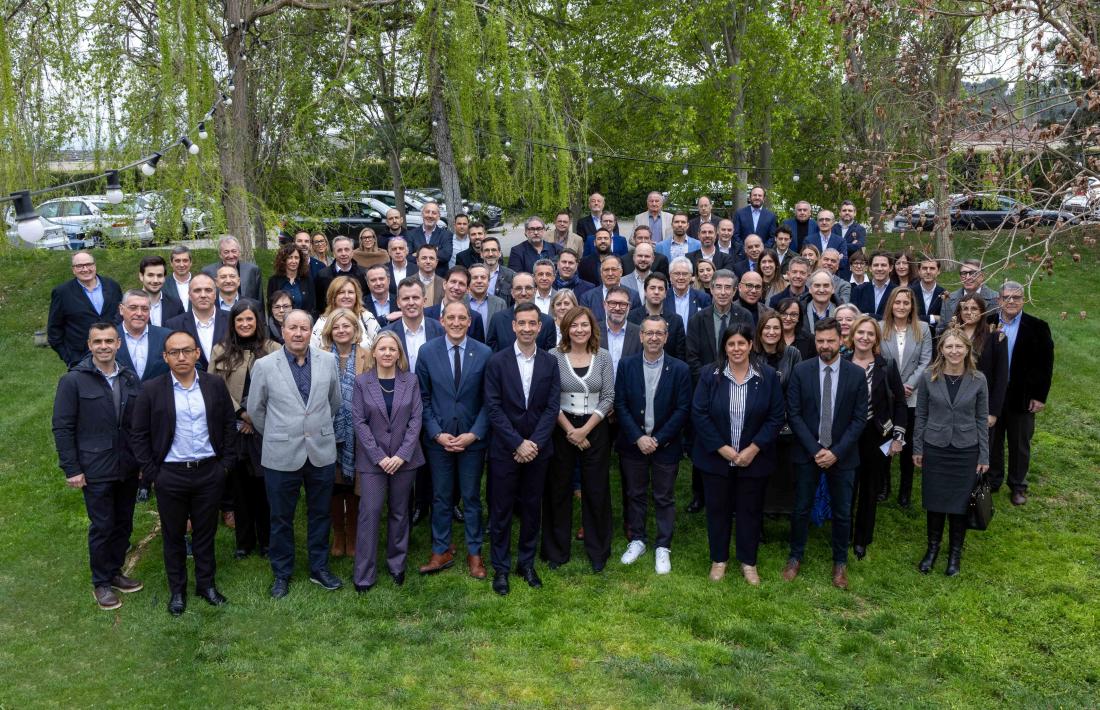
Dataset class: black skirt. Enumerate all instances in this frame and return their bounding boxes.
[922,443,978,514]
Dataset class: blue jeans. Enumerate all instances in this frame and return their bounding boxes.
[789,463,855,564]
[425,447,485,555]
[264,462,335,580]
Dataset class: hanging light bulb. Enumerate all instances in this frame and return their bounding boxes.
[140,153,162,176]
[586,155,593,164]
[223,93,233,106]
[504,139,511,149]
[11,190,44,243]
[682,166,689,176]
[432,119,438,127]
[181,136,200,155]
[105,170,124,204]
[198,122,208,140]
[792,169,801,183]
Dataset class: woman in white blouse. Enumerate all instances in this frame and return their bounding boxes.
[311,275,380,350]
[879,286,932,507]
[543,305,616,573]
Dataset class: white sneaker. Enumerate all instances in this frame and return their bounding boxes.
[655,547,671,574]
[620,540,646,565]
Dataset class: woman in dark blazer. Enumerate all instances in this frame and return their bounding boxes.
[692,322,785,586]
[845,315,907,560]
[267,244,316,315]
[351,331,424,592]
[952,293,1008,429]
[913,329,989,577]
[752,309,801,516]
[776,297,815,361]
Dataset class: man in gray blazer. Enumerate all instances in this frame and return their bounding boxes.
[466,264,507,335]
[202,236,264,309]
[249,310,343,598]
[820,248,852,304]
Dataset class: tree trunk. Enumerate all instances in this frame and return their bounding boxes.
[426,20,461,224]
[386,140,406,220]
[930,21,967,269]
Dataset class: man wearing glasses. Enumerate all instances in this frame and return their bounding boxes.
[508,216,562,275]
[485,273,557,352]
[940,259,1000,333]
[804,210,849,276]
[131,330,239,616]
[48,251,123,366]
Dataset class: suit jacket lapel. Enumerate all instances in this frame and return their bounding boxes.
[389,371,408,424]
[274,349,306,408]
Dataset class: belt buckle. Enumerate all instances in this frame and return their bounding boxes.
[185,459,201,469]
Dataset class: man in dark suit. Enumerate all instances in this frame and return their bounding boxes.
[167,245,195,310]
[665,257,712,330]
[48,251,123,367]
[914,256,946,327]
[201,236,263,309]
[582,212,629,257]
[684,270,754,513]
[733,186,778,247]
[384,237,414,296]
[164,274,228,372]
[486,273,557,352]
[851,250,896,319]
[315,236,369,307]
[466,264,509,335]
[454,221,488,269]
[627,225,670,276]
[628,273,687,361]
[52,321,144,610]
[415,302,493,580]
[483,303,561,595]
[805,211,850,275]
[480,236,516,305]
[363,264,400,325]
[687,195,722,239]
[115,290,171,382]
[138,255,184,327]
[508,216,563,275]
[781,200,818,251]
[579,229,617,285]
[131,330,239,615]
[423,267,486,342]
[579,256,641,323]
[784,318,868,590]
[732,270,766,325]
[833,200,867,255]
[687,222,734,274]
[990,281,1054,506]
[553,248,596,299]
[768,257,812,308]
[614,315,692,571]
[381,208,407,249]
[406,201,454,278]
[575,192,605,241]
[732,234,765,278]
[599,287,642,377]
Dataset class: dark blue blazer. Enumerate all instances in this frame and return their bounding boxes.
[663,288,711,323]
[802,231,850,274]
[733,205,778,245]
[691,363,785,477]
[415,336,492,450]
[780,217,818,251]
[627,306,686,362]
[423,303,486,343]
[47,277,124,367]
[786,357,868,468]
[914,284,946,324]
[507,240,562,275]
[553,276,597,300]
[614,354,691,462]
[484,347,560,461]
[406,225,454,278]
[851,280,896,319]
[382,317,446,357]
[583,234,629,257]
[767,286,810,309]
[164,309,230,372]
[580,284,641,323]
[158,289,186,323]
[832,222,867,254]
[485,308,556,352]
[575,214,602,240]
[115,324,171,382]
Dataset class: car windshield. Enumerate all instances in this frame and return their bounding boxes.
[92,201,140,215]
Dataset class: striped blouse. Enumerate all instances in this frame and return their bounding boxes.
[554,348,615,419]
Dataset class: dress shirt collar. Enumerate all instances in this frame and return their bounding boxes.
[513,341,537,360]
[723,362,758,385]
[170,371,199,391]
[643,352,664,368]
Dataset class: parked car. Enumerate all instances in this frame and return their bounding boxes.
[409,187,504,228]
[285,194,389,242]
[136,191,214,237]
[892,193,1065,232]
[4,207,75,250]
[34,196,155,247]
[362,190,445,227]
[1061,177,1100,218]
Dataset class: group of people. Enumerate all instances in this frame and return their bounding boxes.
[49,186,1054,614]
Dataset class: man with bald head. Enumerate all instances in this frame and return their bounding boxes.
[688,195,722,239]
[202,236,263,308]
[716,218,737,257]
[382,208,407,248]
[165,273,228,371]
[733,270,766,325]
[49,251,125,367]
[781,200,818,250]
[485,272,558,352]
[733,235,765,277]
[687,221,734,273]
[803,210,848,274]
[627,226,670,276]
[635,191,673,243]
[622,242,656,295]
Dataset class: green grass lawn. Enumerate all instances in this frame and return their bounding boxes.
[0,237,1097,708]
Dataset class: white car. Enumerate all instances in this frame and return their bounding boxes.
[36,195,155,247]
[1061,177,1100,217]
[4,206,73,250]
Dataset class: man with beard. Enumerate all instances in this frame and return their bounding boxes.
[553,249,595,299]
[688,222,734,273]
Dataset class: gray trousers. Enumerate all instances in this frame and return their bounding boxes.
[354,468,414,587]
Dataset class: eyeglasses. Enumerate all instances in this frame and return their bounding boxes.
[740,283,762,291]
[514,286,535,292]
[641,330,667,338]
[72,263,95,270]
[1001,294,1023,302]
[165,348,198,358]
[780,312,800,320]
[272,303,292,310]
[959,270,978,277]
[526,226,545,232]
[605,301,630,309]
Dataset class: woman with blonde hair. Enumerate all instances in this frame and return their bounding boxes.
[549,289,579,346]
[320,308,371,558]
[311,275,380,349]
[352,227,388,270]
[913,329,989,576]
[879,286,932,507]
[799,243,821,270]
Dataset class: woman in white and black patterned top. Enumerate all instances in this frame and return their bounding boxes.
[543,305,616,573]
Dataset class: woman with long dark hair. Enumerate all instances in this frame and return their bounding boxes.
[210,299,281,559]
[952,293,1008,431]
[776,297,815,361]
[267,243,316,315]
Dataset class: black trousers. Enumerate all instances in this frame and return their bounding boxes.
[896,406,917,501]
[232,466,270,553]
[620,453,679,549]
[82,476,139,587]
[990,409,1035,493]
[488,456,548,574]
[853,431,887,548]
[703,470,768,566]
[157,460,224,594]
[543,418,611,568]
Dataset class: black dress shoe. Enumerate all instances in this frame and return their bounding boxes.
[258,546,270,558]
[686,498,704,514]
[390,570,405,586]
[517,566,542,589]
[197,587,227,606]
[233,548,251,560]
[453,504,465,523]
[270,577,290,599]
[492,572,510,596]
[136,488,150,503]
[896,496,911,509]
[309,568,343,590]
[354,583,375,594]
[853,545,866,560]
[168,592,186,616]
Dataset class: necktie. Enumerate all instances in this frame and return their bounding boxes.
[819,365,833,448]
[110,375,122,419]
[718,312,728,352]
[453,345,462,391]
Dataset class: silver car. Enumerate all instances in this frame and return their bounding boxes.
[4,206,74,250]
[137,191,214,237]
[36,195,156,247]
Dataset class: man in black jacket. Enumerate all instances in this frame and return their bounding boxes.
[52,322,144,610]
[131,331,239,616]
[48,251,123,367]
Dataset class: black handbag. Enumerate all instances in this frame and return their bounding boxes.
[967,472,994,530]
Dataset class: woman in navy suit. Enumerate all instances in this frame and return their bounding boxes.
[351,331,424,592]
[692,322,785,586]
